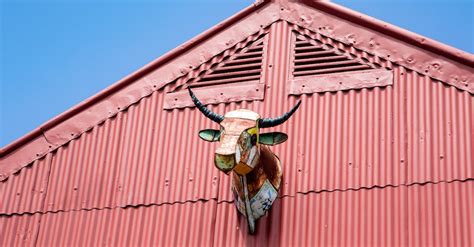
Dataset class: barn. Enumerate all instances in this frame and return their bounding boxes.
[1,0,473,246]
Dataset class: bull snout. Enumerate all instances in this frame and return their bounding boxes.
[214,135,239,173]
[215,152,236,174]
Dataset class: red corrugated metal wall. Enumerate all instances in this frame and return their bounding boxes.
[2,182,473,246]
[1,20,473,246]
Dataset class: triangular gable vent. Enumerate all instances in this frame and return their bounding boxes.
[194,38,264,87]
[293,34,375,77]
[164,35,266,109]
[289,33,393,95]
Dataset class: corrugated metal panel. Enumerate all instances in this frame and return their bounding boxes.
[35,202,217,246]
[214,185,407,247]
[213,180,474,247]
[3,181,471,246]
[0,154,52,215]
[42,91,220,213]
[0,213,41,246]
[407,180,474,247]
[406,72,474,184]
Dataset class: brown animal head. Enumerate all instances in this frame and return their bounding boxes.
[189,88,301,175]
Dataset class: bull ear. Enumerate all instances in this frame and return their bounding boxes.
[259,132,288,145]
[199,129,221,142]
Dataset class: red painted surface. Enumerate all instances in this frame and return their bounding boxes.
[1,1,473,246]
[2,181,473,246]
[164,82,265,109]
[289,69,393,95]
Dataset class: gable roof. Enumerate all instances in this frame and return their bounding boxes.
[1,0,473,181]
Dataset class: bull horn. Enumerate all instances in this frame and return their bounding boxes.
[258,100,301,128]
[188,88,224,123]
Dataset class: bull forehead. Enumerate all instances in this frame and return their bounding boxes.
[224,109,260,121]
[221,110,260,135]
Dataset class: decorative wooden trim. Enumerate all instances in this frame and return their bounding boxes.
[164,82,264,110]
[288,69,393,95]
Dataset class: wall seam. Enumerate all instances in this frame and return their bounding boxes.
[32,153,54,246]
[0,178,469,216]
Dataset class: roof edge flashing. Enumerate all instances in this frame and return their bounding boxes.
[302,0,474,67]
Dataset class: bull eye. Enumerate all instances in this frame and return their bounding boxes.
[250,134,257,145]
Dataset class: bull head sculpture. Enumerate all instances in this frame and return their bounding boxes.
[189,88,301,234]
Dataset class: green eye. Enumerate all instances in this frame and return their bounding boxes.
[259,132,288,145]
[199,129,221,142]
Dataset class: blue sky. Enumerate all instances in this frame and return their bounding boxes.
[1,0,473,147]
